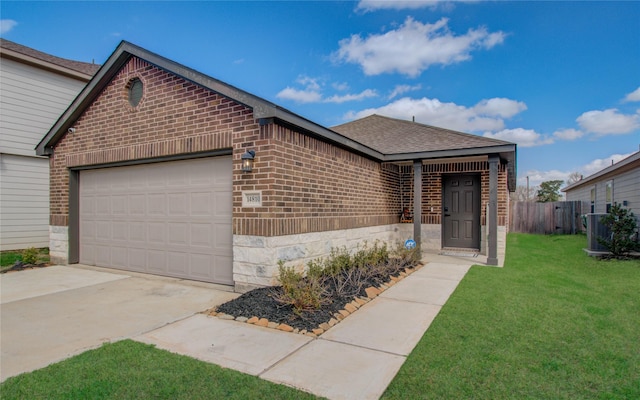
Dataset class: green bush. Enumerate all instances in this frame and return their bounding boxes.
[22,247,39,265]
[598,204,640,259]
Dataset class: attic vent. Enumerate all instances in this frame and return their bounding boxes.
[127,78,143,107]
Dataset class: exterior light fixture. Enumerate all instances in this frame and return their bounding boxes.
[241,149,255,172]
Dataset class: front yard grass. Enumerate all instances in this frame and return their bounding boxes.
[0,340,318,400]
[383,233,640,399]
[1,234,638,399]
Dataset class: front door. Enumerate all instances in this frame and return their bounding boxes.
[442,174,480,249]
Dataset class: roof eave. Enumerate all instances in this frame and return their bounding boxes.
[36,40,386,159]
[0,47,94,81]
[382,143,516,162]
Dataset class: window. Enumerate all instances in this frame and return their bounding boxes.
[605,180,613,213]
[127,78,143,107]
[590,187,595,213]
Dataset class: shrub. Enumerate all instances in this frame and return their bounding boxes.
[392,241,422,266]
[597,204,640,259]
[274,261,327,315]
[22,247,39,265]
[352,241,389,269]
[322,246,352,276]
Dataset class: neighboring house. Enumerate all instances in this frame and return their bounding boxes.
[0,39,99,251]
[36,41,516,292]
[563,151,640,216]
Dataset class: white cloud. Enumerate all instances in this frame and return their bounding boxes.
[388,84,422,100]
[623,86,640,102]
[580,153,635,176]
[356,0,480,12]
[332,82,350,91]
[277,75,377,104]
[344,95,527,133]
[519,152,635,188]
[519,170,568,187]
[483,128,554,147]
[553,128,584,141]
[276,87,322,103]
[472,98,527,118]
[296,76,321,91]
[334,17,506,77]
[0,19,17,34]
[357,0,442,11]
[325,89,377,104]
[576,108,640,135]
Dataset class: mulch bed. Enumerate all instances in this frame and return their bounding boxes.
[214,258,419,332]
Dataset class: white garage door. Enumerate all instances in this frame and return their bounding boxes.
[79,156,233,285]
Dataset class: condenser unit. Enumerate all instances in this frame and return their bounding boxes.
[586,213,611,252]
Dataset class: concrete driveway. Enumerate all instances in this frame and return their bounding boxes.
[0,265,238,382]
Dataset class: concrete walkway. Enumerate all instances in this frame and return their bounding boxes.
[136,252,479,400]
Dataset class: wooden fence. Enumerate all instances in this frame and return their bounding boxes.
[509,201,588,234]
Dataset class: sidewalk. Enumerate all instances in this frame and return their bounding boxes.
[136,253,479,400]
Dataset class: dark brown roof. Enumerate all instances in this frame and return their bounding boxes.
[0,38,100,76]
[331,114,513,155]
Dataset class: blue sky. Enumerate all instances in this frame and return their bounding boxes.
[2,1,639,189]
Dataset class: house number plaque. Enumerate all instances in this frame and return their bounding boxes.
[242,191,262,207]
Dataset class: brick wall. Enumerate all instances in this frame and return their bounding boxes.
[49,54,510,243]
[233,123,401,236]
[50,57,256,226]
[398,160,510,227]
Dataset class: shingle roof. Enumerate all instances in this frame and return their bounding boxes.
[331,114,513,155]
[0,38,100,76]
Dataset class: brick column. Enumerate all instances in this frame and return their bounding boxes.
[413,160,422,248]
[488,155,499,265]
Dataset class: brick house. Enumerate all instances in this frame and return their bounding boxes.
[36,41,516,292]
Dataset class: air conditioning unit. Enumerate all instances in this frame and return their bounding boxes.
[586,213,611,252]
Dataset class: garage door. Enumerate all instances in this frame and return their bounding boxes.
[79,156,233,285]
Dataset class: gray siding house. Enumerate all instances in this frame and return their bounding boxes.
[0,39,99,250]
[563,151,640,216]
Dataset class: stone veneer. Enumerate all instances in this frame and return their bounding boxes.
[233,222,507,292]
[49,225,69,265]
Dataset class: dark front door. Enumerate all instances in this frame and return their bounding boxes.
[443,174,480,249]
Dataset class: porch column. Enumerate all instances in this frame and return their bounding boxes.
[413,160,422,248]
[487,155,499,265]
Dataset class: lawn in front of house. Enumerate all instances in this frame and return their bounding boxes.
[1,234,638,399]
[383,233,640,399]
[0,340,319,400]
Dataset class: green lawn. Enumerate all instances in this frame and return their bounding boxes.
[0,340,318,400]
[383,233,640,399]
[2,234,638,399]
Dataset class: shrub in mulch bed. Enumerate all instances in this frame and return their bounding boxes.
[214,242,421,332]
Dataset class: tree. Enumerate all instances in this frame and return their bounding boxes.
[511,185,537,202]
[566,172,583,186]
[536,180,563,202]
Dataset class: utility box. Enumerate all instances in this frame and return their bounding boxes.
[586,213,611,252]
